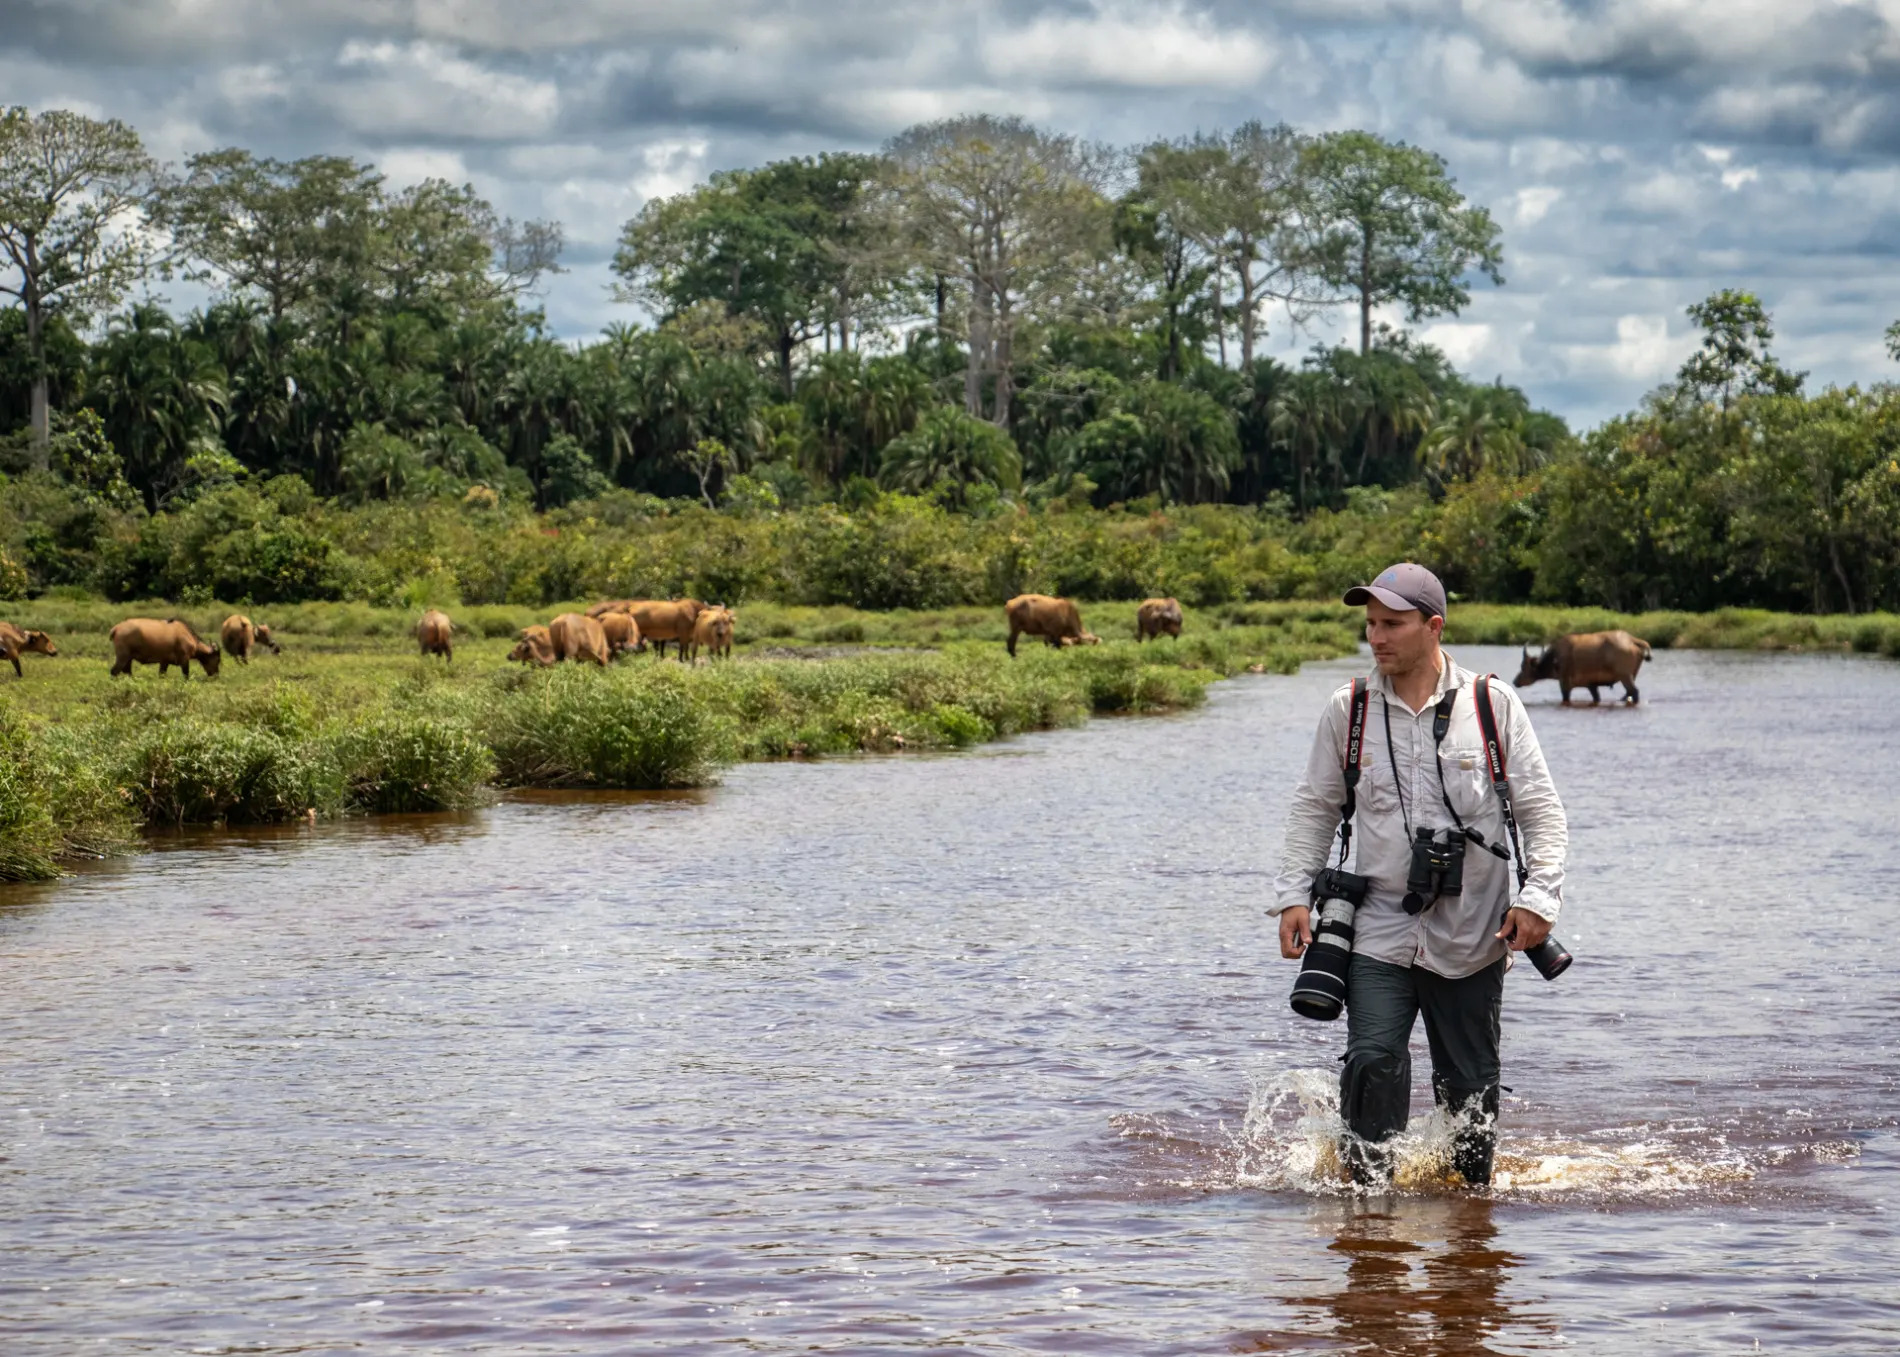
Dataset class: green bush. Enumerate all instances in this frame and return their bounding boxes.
[486,665,726,788]
[116,718,342,826]
[334,710,495,813]
[0,700,61,880]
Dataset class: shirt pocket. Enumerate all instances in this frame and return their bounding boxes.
[1355,747,1400,816]
[1438,747,1495,823]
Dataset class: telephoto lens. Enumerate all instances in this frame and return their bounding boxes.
[1289,868,1370,1021]
[1524,935,1572,980]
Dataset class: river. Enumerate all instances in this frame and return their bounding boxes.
[3,646,1896,1354]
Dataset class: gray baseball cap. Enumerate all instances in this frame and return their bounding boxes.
[1343,563,1447,619]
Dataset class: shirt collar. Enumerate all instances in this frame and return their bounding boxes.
[1371,649,1466,711]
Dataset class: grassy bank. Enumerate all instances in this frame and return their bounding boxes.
[0,598,1359,881]
[6,596,1896,883]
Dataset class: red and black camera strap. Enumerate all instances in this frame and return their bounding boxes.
[1474,674,1531,891]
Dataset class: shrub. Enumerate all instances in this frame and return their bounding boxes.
[116,718,342,826]
[0,700,61,880]
[486,666,726,789]
[334,710,494,813]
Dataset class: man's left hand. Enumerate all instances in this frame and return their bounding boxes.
[1496,907,1552,951]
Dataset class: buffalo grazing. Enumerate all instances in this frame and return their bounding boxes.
[1004,594,1100,657]
[686,606,735,663]
[508,624,556,666]
[1136,598,1183,642]
[220,614,280,665]
[110,618,221,679]
[549,612,611,666]
[416,609,454,661]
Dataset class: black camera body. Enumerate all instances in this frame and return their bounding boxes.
[1288,867,1372,1021]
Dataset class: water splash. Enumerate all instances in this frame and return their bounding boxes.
[1226,1067,1767,1200]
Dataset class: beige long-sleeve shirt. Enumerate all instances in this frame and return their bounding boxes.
[1271,652,1569,979]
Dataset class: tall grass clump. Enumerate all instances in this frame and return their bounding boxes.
[332,710,495,813]
[0,700,62,881]
[114,717,344,826]
[485,665,726,788]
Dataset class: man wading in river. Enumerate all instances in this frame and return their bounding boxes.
[1272,564,1569,1186]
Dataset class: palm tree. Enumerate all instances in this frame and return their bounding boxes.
[1269,371,1346,513]
[879,407,1022,504]
[88,304,231,509]
[1417,384,1529,489]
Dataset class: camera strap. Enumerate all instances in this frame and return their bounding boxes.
[1474,675,1531,890]
[1335,678,1370,867]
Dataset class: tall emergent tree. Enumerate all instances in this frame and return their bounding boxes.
[0,106,161,467]
[886,115,1110,428]
[1680,288,1803,410]
[1304,131,1503,354]
[614,153,892,393]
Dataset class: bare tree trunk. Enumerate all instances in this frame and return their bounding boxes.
[994,288,1014,430]
[1359,228,1374,355]
[25,295,49,470]
[1236,247,1258,369]
[965,277,989,419]
[1213,264,1226,368]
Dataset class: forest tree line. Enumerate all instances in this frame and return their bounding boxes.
[3,105,1899,614]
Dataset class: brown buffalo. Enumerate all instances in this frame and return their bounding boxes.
[598,610,644,656]
[416,609,454,661]
[0,621,57,678]
[219,613,280,665]
[508,624,556,666]
[1004,594,1100,657]
[1513,630,1653,705]
[1136,597,1183,642]
[591,598,707,660]
[685,606,735,663]
[109,618,221,679]
[549,612,611,666]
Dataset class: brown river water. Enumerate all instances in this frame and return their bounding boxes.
[2,646,1896,1354]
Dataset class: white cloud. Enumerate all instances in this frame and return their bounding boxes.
[982,6,1274,89]
[1513,185,1562,226]
[327,40,559,139]
[1566,314,1693,383]
[1720,165,1759,190]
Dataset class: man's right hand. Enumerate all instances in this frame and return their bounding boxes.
[1279,906,1313,958]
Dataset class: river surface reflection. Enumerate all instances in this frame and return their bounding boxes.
[2,647,1896,1353]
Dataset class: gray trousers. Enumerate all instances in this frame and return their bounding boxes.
[1340,953,1505,1185]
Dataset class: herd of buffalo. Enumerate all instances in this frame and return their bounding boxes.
[0,595,1654,704]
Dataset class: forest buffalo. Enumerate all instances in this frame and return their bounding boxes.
[1513,630,1653,705]
[416,609,454,661]
[549,612,611,666]
[1136,597,1183,642]
[220,614,280,664]
[508,625,556,666]
[109,618,221,679]
[686,606,735,662]
[0,621,56,678]
[1004,594,1100,657]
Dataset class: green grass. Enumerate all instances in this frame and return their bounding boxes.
[0,596,1361,878]
[6,594,1894,881]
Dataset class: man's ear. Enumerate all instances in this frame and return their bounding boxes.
[1427,614,1446,639]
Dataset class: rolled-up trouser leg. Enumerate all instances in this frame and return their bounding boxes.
[1341,956,1420,1184]
[1418,959,1505,1185]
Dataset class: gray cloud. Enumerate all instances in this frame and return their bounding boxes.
[7,0,1900,424]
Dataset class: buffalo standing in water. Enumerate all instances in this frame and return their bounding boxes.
[1514,630,1652,705]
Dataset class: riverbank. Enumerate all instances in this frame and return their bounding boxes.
[4,598,1896,881]
[0,599,1360,881]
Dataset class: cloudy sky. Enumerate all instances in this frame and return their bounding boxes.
[8,0,1900,426]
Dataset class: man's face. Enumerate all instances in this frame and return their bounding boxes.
[1364,598,1443,675]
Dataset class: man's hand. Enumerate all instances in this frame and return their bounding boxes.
[1496,907,1552,951]
[1279,906,1313,959]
